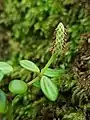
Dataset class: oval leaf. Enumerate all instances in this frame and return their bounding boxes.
[0,62,13,75]
[0,89,7,113]
[20,60,40,73]
[9,80,28,94]
[0,70,4,82]
[40,76,58,101]
[44,68,64,77]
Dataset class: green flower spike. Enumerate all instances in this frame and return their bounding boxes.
[51,22,67,56]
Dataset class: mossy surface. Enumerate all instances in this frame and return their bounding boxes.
[0,0,90,120]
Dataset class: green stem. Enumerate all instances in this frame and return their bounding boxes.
[27,76,40,86]
[41,54,56,75]
[27,54,56,86]
[7,103,13,120]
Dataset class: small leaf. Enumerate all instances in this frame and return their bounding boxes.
[0,62,13,75]
[40,76,58,101]
[44,68,64,77]
[20,60,40,73]
[33,80,40,88]
[9,80,28,94]
[0,89,7,113]
[0,70,4,82]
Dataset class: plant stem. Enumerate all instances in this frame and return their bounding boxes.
[27,76,40,86]
[7,103,13,120]
[27,54,56,86]
[41,54,56,75]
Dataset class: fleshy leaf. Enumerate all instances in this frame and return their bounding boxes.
[44,68,64,77]
[20,60,40,73]
[40,76,58,101]
[0,62,13,75]
[0,70,4,82]
[9,80,28,94]
[0,89,7,113]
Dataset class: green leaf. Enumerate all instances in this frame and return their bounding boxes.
[20,60,40,73]
[0,62,13,75]
[40,76,58,101]
[0,70,4,82]
[9,80,28,95]
[44,68,64,77]
[0,89,7,113]
[33,80,40,88]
